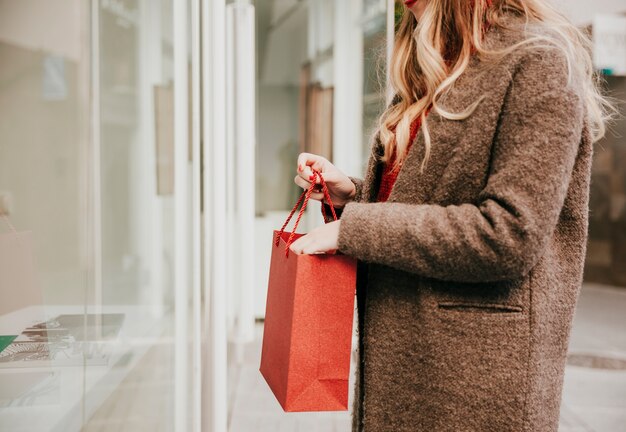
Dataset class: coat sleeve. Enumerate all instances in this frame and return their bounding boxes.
[348,176,365,203]
[336,47,586,282]
[320,176,365,220]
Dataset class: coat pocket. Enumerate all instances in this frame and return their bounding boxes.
[427,299,530,431]
[437,301,523,314]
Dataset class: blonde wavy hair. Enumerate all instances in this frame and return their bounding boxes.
[378,0,616,173]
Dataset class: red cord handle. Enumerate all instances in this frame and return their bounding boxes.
[275,170,337,257]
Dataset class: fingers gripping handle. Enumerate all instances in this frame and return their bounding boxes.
[275,170,337,256]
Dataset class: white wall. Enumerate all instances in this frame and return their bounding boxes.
[256,85,301,213]
[259,2,308,86]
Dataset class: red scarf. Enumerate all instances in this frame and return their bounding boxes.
[376,114,424,203]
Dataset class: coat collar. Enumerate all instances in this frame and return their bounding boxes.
[362,15,526,204]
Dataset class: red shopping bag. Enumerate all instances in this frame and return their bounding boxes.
[260,170,357,412]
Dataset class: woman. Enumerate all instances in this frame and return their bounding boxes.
[290,0,613,431]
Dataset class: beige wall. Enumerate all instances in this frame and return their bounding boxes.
[0,1,89,305]
[0,0,82,61]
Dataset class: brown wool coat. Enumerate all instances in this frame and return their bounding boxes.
[333,14,593,432]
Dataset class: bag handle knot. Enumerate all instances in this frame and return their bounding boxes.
[275,170,337,257]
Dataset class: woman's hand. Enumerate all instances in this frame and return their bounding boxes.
[289,220,341,255]
[294,153,356,208]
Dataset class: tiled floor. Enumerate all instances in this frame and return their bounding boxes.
[559,283,626,432]
[227,317,356,432]
[229,283,626,432]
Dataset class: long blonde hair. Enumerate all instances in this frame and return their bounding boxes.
[378,0,616,173]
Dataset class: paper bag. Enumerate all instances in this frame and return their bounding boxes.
[260,170,357,412]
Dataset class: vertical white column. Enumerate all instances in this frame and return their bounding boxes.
[190,0,202,430]
[89,0,103,318]
[308,0,318,62]
[304,0,317,234]
[202,0,228,431]
[237,1,256,350]
[333,0,363,178]
[82,1,101,423]
[138,0,164,319]
[226,0,256,358]
[225,1,236,339]
[77,0,91,308]
[173,0,190,430]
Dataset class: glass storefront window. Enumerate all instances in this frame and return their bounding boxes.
[0,1,197,430]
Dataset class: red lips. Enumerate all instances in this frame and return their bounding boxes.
[404,0,418,6]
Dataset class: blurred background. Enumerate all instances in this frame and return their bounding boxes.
[0,0,624,431]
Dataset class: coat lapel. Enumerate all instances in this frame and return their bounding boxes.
[361,96,464,205]
[360,134,384,203]
[365,54,500,204]
[390,75,478,204]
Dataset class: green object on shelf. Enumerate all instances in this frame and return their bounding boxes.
[0,335,17,354]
